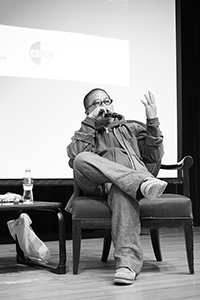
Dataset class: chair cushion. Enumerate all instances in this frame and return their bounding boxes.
[72,197,111,219]
[140,194,193,218]
[72,194,193,219]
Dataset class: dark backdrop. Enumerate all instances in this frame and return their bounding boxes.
[0,0,200,244]
[181,0,200,226]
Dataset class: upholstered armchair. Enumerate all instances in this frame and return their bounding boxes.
[68,121,194,275]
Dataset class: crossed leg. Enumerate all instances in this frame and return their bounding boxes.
[73,152,153,199]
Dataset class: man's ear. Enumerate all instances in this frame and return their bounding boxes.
[85,110,89,115]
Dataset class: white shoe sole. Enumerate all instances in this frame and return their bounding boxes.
[114,277,134,285]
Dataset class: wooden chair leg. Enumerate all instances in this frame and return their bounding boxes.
[184,220,194,274]
[72,220,81,274]
[101,229,112,262]
[150,228,162,261]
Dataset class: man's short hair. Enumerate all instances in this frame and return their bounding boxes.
[83,88,109,109]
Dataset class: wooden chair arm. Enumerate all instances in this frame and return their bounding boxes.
[161,156,194,198]
[161,156,194,170]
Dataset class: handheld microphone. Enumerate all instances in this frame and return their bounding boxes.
[99,109,120,119]
[104,111,119,118]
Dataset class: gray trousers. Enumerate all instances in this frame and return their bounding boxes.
[73,152,154,275]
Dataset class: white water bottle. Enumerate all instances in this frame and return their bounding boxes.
[22,168,34,203]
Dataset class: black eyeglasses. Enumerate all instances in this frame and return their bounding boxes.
[86,97,113,110]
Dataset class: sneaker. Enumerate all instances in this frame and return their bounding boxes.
[114,267,136,285]
[140,177,168,200]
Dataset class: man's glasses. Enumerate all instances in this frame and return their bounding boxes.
[86,97,113,110]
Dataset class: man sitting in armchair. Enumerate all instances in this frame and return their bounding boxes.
[66,88,167,285]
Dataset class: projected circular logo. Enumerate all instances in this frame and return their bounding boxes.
[29,42,53,65]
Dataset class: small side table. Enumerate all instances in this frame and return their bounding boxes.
[0,201,67,274]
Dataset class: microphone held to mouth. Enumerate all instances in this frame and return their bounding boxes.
[99,109,121,119]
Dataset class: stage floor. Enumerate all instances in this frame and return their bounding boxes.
[0,227,200,300]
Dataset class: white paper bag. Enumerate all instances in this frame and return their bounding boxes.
[7,213,51,263]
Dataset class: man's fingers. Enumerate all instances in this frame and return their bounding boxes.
[144,94,149,102]
[149,91,156,103]
[144,91,155,105]
[141,99,147,106]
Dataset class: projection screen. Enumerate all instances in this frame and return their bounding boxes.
[0,0,178,180]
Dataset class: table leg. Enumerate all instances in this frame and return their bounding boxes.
[52,209,67,274]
